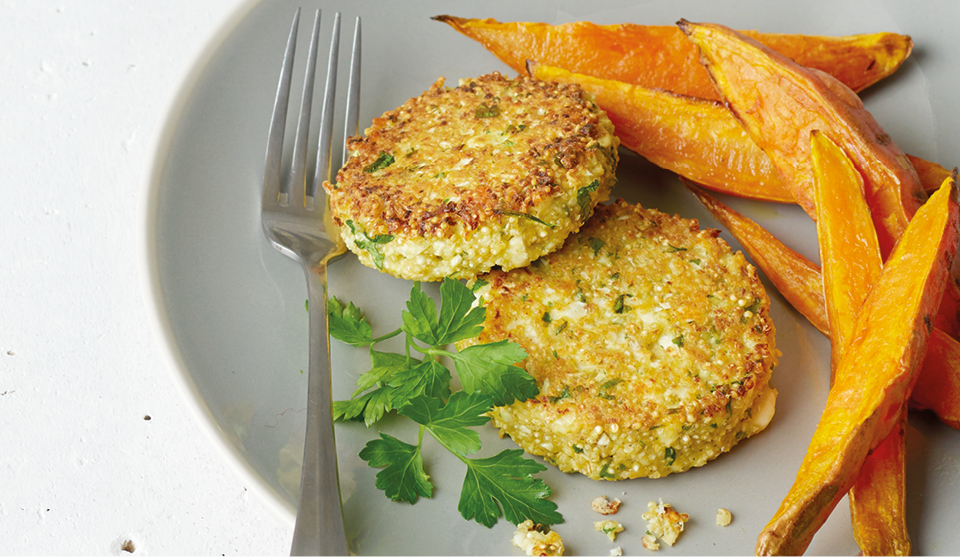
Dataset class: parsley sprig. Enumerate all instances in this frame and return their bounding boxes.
[329,278,562,528]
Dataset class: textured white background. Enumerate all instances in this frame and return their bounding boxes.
[0,1,290,554]
[5,1,960,555]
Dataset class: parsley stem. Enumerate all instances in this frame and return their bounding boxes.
[371,328,403,344]
[416,346,456,358]
[409,342,430,355]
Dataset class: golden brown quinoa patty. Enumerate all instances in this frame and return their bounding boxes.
[324,72,619,281]
[460,200,779,480]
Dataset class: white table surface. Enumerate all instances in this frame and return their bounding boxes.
[5,1,960,555]
[1,0,291,554]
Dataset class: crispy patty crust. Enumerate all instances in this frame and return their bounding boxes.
[324,72,619,281]
[460,200,779,479]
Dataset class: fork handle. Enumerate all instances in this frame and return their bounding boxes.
[291,263,348,556]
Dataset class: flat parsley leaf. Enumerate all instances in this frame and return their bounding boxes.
[334,349,418,426]
[402,279,486,346]
[436,278,486,345]
[400,391,492,457]
[332,386,394,427]
[352,349,416,396]
[388,358,452,408]
[359,433,432,503]
[451,340,536,406]
[328,296,373,347]
[458,449,561,528]
[332,278,559,527]
[401,282,439,344]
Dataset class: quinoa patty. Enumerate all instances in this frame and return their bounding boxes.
[459,200,779,480]
[324,72,619,281]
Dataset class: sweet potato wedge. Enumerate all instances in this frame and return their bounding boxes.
[687,181,960,431]
[811,130,908,556]
[912,328,960,430]
[811,131,882,374]
[679,19,924,256]
[848,416,910,556]
[754,179,959,556]
[528,63,950,205]
[434,16,912,101]
[910,154,954,194]
[528,62,789,202]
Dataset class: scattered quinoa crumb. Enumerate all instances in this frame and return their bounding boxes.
[513,519,564,556]
[591,495,622,515]
[716,508,733,527]
[642,499,690,547]
[610,547,623,556]
[594,520,624,541]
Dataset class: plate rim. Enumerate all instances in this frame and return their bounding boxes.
[138,0,297,527]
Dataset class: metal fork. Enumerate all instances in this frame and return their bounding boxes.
[261,8,360,556]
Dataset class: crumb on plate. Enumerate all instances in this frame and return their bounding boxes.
[642,499,689,547]
[716,507,733,527]
[513,519,564,556]
[594,519,624,541]
[591,495,622,515]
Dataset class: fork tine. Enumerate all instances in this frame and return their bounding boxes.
[341,17,361,172]
[290,9,323,210]
[312,12,342,199]
[263,8,301,208]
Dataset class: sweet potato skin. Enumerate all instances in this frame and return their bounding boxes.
[755,179,959,556]
[679,19,924,257]
[434,16,912,100]
[912,328,960,429]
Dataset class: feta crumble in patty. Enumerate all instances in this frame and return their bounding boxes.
[324,71,619,281]
[460,200,779,479]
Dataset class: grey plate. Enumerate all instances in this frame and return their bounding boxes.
[145,0,960,554]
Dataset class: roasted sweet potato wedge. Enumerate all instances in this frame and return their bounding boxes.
[811,131,882,374]
[755,179,959,556]
[679,19,924,256]
[528,63,950,206]
[435,16,912,100]
[528,62,789,202]
[913,328,960,430]
[849,416,910,556]
[910,154,955,194]
[811,131,908,556]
